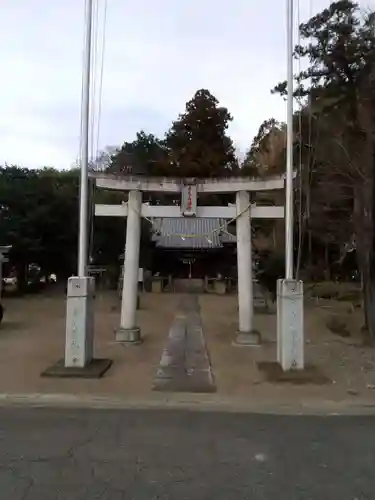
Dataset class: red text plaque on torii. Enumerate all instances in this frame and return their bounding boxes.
[181,181,197,217]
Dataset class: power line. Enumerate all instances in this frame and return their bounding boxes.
[95,0,108,161]
[88,0,108,263]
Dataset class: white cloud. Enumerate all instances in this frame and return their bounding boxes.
[0,0,373,169]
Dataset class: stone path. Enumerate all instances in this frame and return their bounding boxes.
[153,295,216,393]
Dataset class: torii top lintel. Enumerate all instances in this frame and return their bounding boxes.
[90,172,295,194]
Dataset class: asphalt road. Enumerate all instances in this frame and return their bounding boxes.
[0,407,374,499]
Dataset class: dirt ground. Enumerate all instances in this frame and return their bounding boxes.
[200,294,375,402]
[0,290,374,404]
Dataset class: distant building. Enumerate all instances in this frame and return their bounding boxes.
[118,215,281,280]
[151,217,237,279]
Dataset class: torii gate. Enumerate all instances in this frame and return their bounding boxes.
[92,173,288,347]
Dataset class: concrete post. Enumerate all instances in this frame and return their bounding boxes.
[116,190,142,343]
[234,191,260,346]
[277,278,304,370]
[44,274,112,377]
[65,276,95,367]
[277,279,283,363]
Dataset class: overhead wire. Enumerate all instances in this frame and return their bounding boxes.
[87,0,107,263]
[88,0,98,263]
[90,0,99,164]
[296,0,303,279]
[295,0,315,279]
[95,0,108,164]
[78,0,88,169]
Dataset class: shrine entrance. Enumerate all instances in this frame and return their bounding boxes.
[93,173,286,346]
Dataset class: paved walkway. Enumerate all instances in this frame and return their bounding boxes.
[153,295,215,393]
[1,407,374,499]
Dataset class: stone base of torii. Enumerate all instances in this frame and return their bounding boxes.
[52,174,304,376]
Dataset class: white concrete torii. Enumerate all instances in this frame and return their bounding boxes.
[92,174,286,347]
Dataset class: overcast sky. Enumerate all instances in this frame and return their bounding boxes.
[1,0,374,169]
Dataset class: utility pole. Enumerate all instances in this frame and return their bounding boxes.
[276,0,305,371]
[65,0,96,369]
[78,0,93,277]
[285,0,294,280]
[43,0,112,378]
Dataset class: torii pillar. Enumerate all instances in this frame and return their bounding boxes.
[234,191,260,345]
[116,190,143,343]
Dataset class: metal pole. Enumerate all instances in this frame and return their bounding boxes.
[78,0,93,277]
[285,0,294,280]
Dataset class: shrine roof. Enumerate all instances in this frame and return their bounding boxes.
[151,218,236,249]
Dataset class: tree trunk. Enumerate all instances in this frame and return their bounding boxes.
[355,180,375,339]
[324,244,331,280]
[307,230,312,269]
[353,92,375,340]
[363,273,375,335]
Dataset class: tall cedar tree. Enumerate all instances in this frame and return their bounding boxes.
[165,89,238,178]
